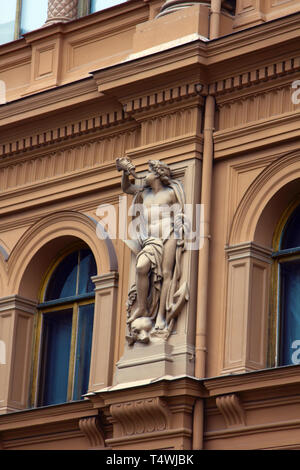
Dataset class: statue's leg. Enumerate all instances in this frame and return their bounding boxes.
[127,254,151,324]
[154,238,177,330]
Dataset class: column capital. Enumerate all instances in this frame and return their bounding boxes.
[0,295,37,315]
[225,242,273,263]
[91,272,119,291]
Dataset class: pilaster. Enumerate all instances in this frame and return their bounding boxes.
[0,296,37,414]
[88,273,119,392]
[221,242,272,375]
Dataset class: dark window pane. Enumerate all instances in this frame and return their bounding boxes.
[38,309,73,406]
[73,303,94,400]
[45,251,78,301]
[78,249,97,294]
[280,260,300,365]
[281,204,300,250]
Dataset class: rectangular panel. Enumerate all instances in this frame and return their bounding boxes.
[248,262,268,366]
[10,313,34,405]
[224,261,249,367]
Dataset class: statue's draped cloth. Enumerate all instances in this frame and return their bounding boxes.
[127,179,186,322]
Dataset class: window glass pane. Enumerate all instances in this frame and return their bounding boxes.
[0,0,17,45]
[78,249,97,294]
[281,204,300,250]
[38,309,73,406]
[280,260,300,365]
[73,303,94,400]
[20,0,48,35]
[45,251,78,301]
[90,0,127,13]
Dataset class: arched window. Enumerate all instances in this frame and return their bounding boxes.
[273,203,300,366]
[32,247,97,407]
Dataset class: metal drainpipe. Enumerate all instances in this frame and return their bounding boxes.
[193,94,215,450]
[193,0,220,449]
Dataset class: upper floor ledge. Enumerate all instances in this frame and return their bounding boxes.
[0,1,300,105]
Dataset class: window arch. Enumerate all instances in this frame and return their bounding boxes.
[272,201,300,366]
[32,246,97,407]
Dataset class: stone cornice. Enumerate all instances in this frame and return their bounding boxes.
[204,365,300,397]
[0,78,98,126]
[0,400,95,432]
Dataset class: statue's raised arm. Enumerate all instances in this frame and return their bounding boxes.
[116,157,144,195]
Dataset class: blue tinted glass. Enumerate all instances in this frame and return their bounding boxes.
[45,251,78,301]
[281,204,300,250]
[280,260,300,365]
[73,303,94,400]
[90,0,126,13]
[0,0,17,45]
[39,309,72,406]
[20,0,48,35]
[78,249,97,294]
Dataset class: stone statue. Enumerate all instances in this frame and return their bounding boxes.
[116,157,189,345]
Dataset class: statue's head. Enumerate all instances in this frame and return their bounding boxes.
[126,317,153,345]
[147,160,172,186]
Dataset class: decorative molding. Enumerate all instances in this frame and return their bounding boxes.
[216,394,246,428]
[92,273,119,291]
[0,109,132,159]
[79,416,106,449]
[0,295,37,314]
[210,57,300,97]
[0,129,138,193]
[225,242,273,263]
[218,86,297,130]
[122,83,204,115]
[109,397,171,437]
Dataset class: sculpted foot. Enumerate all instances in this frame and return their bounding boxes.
[127,307,148,324]
[154,314,166,330]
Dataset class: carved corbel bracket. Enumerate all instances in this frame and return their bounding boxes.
[216,393,246,428]
[109,397,171,438]
[79,416,106,449]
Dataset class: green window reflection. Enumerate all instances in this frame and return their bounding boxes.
[20,0,48,35]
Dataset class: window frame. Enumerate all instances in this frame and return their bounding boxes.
[269,198,300,367]
[31,244,96,408]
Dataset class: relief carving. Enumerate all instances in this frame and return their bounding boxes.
[216,394,246,428]
[110,397,171,436]
[116,157,189,346]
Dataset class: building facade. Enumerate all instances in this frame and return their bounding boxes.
[0,0,300,450]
